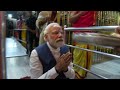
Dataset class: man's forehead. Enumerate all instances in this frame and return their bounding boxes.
[52,24,61,28]
[50,25,62,31]
[46,23,62,33]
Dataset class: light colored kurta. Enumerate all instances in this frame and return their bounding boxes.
[36,11,53,45]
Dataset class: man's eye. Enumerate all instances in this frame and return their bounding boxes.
[52,32,59,34]
[52,32,64,34]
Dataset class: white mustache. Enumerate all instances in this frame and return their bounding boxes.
[56,39,64,42]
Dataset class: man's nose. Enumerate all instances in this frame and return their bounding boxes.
[58,32,63,37]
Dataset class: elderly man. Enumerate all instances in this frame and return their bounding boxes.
[30,23,75,79]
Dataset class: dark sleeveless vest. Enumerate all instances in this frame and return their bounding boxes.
[35,43,69,79]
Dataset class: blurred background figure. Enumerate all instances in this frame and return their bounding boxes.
[25,11,39,56]
[114,27,120,52]
[6,16,14,37]
[15,15,24,40]
[69,11,96,79]
[36,11,57,45]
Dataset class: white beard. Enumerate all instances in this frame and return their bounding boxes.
[55,41,64,48]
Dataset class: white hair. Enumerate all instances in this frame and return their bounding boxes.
[43,23,60,35]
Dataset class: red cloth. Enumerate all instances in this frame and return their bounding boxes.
[71,11,96,44]
[72,11,96,27]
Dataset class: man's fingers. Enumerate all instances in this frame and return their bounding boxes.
[64,53,72,63]
[58,52,72,67]
[64,52,72,60]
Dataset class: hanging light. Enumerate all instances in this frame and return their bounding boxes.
[8,14,12,19]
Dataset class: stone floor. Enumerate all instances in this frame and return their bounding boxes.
[6,37,27,58]
[6,56,30,79]
[6,37,30,79]
[86,59,120,79]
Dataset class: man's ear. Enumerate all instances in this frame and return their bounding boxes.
[44,34,48,41]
